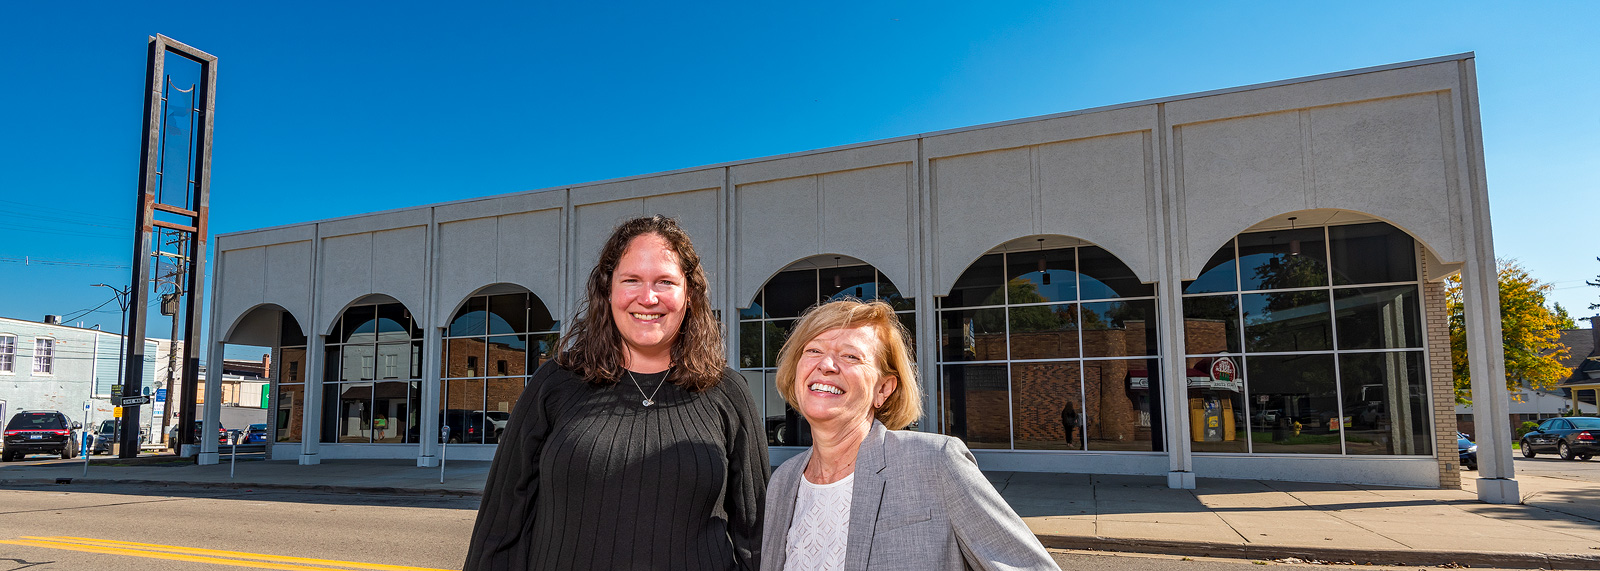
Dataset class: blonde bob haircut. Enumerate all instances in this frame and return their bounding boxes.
[775,299,923,430]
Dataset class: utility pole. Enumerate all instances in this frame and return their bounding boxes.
[92,283,131,454]
[159,240,186,452]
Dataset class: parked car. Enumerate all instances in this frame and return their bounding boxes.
[88,420,150,455]
[166,421,228,452]
[1520,417,1600,461]
[1457,432,1477,470]
[241,423,270,444]
[2,410,82,461]
[485,411,510,436]
[408,410,496,444]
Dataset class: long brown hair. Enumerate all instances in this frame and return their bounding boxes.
[555,215,726,391]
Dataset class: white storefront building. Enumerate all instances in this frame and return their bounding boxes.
[198,53,1521,501]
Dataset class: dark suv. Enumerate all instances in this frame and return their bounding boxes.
[3,410,82,461]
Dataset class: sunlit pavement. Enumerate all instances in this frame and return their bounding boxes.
[3,456,1598,569]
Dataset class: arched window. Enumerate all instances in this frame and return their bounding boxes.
[939,238,1162,452]
[738,258,914,447]
[1181,221,1430,456]
[322,302,422,444]
[441,290,559,444]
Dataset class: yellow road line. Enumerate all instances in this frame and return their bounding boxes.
[1,536,453,571]
[35,535,451,570]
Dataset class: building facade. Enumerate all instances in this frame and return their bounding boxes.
[203,54,1519,495]
[0,316,160,441]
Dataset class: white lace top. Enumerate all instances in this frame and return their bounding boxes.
[783,473,855,571]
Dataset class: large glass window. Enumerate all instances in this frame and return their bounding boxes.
[1181,221,1431,456]
[321,302,424,444]
[739,262,914,447]
[940,241,1162,452]
[440,291,559,445]
[275,313,308,443]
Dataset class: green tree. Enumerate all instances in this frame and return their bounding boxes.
[1552,303,1578,330]
[1447,259,1573,404]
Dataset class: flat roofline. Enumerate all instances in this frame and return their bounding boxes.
[218,52,1474,242]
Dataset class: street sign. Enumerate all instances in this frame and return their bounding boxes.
[156,388,167,401]
[119,396,151,406]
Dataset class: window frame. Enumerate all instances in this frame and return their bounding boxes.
[1179,222,1433,457]
[0,334,15,374]
[935,244,1162,453]
[32,337,55,375]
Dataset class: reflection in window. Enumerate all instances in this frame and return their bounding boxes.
[739,262,914,447]
[1246,354,1340,455]
[939,241,1161,453]
[1241,290,1332,353]
[1186,356,1246,453]
[943,364,1012,449]
[1333,286,1422,350]
[441,291,559,445]
[1339,352,1431,455]
[1182,221,1430,456]
[275,312,308,443]
[322,302,424,444]
[1237,228,1328,291]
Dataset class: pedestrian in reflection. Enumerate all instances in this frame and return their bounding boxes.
[1060,401,1079,449]
[465,215,769,571]
[761,299,1058,571]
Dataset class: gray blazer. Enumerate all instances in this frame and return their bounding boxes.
[761,421,1059,570]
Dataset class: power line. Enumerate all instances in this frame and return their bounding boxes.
[0,198,125,224]
[0,256,129,269]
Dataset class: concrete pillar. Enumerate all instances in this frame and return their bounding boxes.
[1455,59,1517,504]
[198,337,226,465]
[300,331,324,465]
[417,325,442,467]
[1154,107,1194,489]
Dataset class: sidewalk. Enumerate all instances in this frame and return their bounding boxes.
[3,457,1597,569]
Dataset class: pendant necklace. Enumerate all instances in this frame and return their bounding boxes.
[627,367,671,407]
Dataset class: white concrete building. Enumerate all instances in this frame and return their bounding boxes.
[201,53,1520,500]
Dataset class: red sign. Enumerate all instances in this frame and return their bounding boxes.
[1210,357,1237,385]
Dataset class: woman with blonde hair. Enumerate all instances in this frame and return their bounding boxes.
[760,299,1057,570]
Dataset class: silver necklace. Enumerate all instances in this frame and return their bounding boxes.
[627,367,671,407]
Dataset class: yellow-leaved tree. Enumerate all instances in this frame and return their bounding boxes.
[1446,259,1572,404]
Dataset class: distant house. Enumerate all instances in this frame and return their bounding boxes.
[1555,320,1600,418]
[1457,322,1599,437]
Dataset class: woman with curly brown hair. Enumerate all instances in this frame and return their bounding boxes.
[466,215,769,571]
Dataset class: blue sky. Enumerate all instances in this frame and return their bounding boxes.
[1,1,1596,361]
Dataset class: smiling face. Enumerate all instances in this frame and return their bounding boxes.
[609,233,688,370]
[793,325,898,432]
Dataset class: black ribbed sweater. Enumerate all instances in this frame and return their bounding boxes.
[464,361,769,571]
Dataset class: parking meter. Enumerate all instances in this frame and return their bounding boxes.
[226,429,243,478]
[439,425,451,484]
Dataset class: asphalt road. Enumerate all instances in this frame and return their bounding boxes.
[0,483,1547,571]
[0,484,478,571]
[1511,452,1600,484]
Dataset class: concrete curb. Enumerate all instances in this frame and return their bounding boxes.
[1039,535,1600,570]
[0,478,484,498]
[7,476,1597,569]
